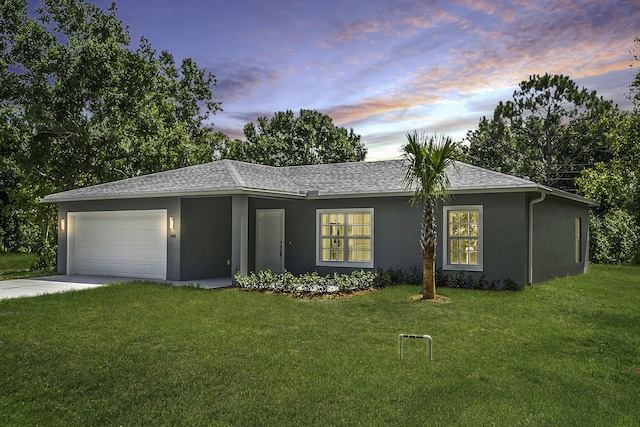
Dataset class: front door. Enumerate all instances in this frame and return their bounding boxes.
[256,209,285,274]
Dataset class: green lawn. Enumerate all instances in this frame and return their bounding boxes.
[1,265,639,426]
[0,252,55,280]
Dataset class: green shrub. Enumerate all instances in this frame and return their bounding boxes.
[235,267,520,295]
[374,267,421,287]
[435,268,519,291]
[234,269,378,296]
[589,209,640,264]
[30,242,57,271]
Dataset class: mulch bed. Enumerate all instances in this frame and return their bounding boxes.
[410,294,451,302]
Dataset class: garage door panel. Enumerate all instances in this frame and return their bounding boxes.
[69,210,167,280]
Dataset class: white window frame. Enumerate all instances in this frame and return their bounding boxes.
[316,208,374,268]
[443,205,483,272]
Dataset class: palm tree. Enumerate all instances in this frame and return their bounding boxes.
[402,131,458,300]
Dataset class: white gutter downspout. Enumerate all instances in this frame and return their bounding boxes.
[528,191,547,284]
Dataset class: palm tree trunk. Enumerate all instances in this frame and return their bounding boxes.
[421,197,437,300]
[423,248,436,299]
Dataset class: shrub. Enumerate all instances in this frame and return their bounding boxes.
[474,274,489,290]
[501,278,520,291]
[435,268,520,291]
[235,268,521,296]
[589,209,640,264]
[234,269,378,296]
[450,271,472,289]
[374,267,421,287]
[30,242,57,271]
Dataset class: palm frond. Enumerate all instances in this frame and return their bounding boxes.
[401,131,458,205]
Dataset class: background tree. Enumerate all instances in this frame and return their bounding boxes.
[464,74,615,191]
[576,110,640,264]
[0,0,220,260]
[402,132,458,300]
[221,109,366,166]
[629,36,640,112]
[574,37,640,265]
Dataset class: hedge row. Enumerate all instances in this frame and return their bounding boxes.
[234,267,520,296]
[436,269,520,291]
[234,269,377,296]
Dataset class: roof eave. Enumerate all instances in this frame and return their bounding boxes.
[41,183,600,207]
[307,185,542,199]
[41,188,307,203]
[535,185,601,207]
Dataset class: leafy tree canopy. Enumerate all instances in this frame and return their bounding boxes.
[0,0,220,255]
[221,109,366,166]
[0,0,221,193]
[464,74,616,190]
[577,111,640,214]
[576,110,640,264]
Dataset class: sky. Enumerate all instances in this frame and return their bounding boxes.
[89,0,638,160]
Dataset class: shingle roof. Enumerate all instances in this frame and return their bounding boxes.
[280,160,407,195]
[42,160,302,202]
[41,159,597,206]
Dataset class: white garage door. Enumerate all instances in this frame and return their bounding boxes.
[68,210,167,280]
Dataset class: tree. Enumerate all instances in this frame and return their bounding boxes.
[465,74,615,190]
[402,132,458,300]
[1,0,221,190]
[631,35,640,110]
[0,0,220,255]
[221,109,366,166]
[576,111,640,264]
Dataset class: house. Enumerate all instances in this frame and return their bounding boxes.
[42,159,598,288]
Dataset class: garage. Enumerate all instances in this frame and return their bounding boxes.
[67,210,168,280]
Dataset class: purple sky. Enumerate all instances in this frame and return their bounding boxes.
[89,0,638,159]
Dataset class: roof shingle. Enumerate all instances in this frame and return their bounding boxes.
[42,159,596,206]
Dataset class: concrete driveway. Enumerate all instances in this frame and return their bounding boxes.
[0,275,232,300]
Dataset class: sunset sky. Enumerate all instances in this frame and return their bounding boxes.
[88,0,638,160]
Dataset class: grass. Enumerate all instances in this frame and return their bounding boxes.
[0,252,55,280]
[1,264,639,426]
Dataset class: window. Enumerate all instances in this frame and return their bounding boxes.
[575,217,582,263]
[317,209,373,267]
[443,206,483,271]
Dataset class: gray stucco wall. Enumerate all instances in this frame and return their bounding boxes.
[531,194,589,283]
[249,191,588,286]
[437,192,529,287]
[57,198,181,280]
[55,189,591,286]
[248,196,423,276]
[180,197,232,280]
[248,194,531,286]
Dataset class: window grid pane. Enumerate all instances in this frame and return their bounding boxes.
[319,211,372,264]
[321,237,344,261]
[448,209,480,266]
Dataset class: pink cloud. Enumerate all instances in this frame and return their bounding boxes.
[327,93,442,126]
[337,17,384,41]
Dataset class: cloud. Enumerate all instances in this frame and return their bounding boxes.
[360,110,495,161]
[396,0,640,104]
[212,62,280,102]
[337,17,385,41]
[404,5,472,31]
[319,0,639,158]
[326,93,442,126]
[194,0,640,154]
[326,1,474,46]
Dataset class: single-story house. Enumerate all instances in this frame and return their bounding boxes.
[42,159,599,288]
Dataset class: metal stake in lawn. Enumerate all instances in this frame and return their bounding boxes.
[398,334,432,360]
